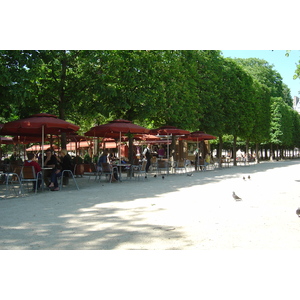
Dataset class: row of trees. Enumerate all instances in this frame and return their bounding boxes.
[0,50,299,162]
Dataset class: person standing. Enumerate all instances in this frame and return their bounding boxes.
[143,144,152,173]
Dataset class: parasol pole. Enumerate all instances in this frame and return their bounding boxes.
[119,131,122,180]
[42,125,44,169]
[197,137,199,170]
[119,131,121,160]
[167,134,170,175]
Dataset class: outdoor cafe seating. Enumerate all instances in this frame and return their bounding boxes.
[1,171,22,197]
[99,162,118,183]
[156,159,169,175]
[19,165,41,193]
[131,160,147,180]
[59,170,79,190]
[82,163,100,181]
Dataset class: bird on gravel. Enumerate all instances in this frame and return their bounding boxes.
[243,176,245,180]
[296,208,300,217]
[248,175,251,180]
[232,191,242,201]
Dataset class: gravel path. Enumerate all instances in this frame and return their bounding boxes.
[1,160,300,250]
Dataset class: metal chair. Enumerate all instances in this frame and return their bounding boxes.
[5,172,23,197]
[83,163,100,181]
[133,160,147,180]
[99,163,118,183]
[174,159,187,174]
[60,170,79,190]
[20,166,41,193]
[156,159,169,175]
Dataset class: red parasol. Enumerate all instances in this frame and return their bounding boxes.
[133,134,161,141]
[149,125,190,136]
[12,136,52,144]
[66,133,92,142]
[0,137,14,145]
[84,119,149,137]
[26,144,59,152]
[66,141,93,151]
[65,134,93,155]
[0,113,79,136]
[85,119,149,164]
[0,113,79,167]
[180,131,217,141]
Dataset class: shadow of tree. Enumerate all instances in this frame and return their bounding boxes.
[1,159,299,249]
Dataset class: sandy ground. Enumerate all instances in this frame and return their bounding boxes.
[1,160,300,250]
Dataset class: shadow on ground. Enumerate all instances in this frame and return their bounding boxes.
[0,159,299,249]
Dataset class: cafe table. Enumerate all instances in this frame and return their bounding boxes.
[41,167,53,190]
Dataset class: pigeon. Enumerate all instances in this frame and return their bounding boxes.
[296,208,300,217]
[232,191,242,201]
[248,175,251,180]
[162,175,165,179]
[154,174,157,178]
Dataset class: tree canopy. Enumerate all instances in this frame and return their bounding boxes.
[1,50,299,158]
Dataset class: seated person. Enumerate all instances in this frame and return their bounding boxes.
[57,149,73,172]
[43,149,58,186]
[97,150,109,171]
[49,149,72,191]
[97,150,118,181]
[24,152,42,190]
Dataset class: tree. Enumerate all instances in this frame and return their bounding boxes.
[193,51,228,160]
[269,97,295,158]
[0,50,40,122]
[220,58,256,164]
[282,83,293,106]
[234,58,284,98]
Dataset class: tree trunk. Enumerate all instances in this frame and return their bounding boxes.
[218,135,223,168]
[128,135,134,164]
[233,135,237,166]
[245,140,249,162]
[255,143,259,163]
[59,51,67,149]
[270,143,273,161]
[171,135,176,159]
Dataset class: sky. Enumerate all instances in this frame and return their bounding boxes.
[221,50,300,98]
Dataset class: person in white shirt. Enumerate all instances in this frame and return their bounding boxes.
[143,144,152,172]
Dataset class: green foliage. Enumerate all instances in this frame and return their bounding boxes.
[270,97,295,147]
[1,50,300,154]
[83,153,91,163]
